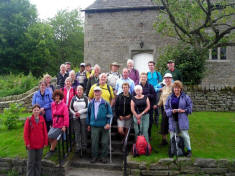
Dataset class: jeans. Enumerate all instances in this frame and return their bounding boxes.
[91,126,109,158]
[27,148,43,176]
[170,130,191,151]
[133,114,150,143]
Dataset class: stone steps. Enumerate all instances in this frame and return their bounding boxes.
[65,167,123,176]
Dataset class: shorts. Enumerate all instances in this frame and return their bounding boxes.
[48,127,62,139]
[117,118,132,128]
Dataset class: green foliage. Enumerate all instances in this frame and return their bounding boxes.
[0,0,37,74]
[50,9,84,72]
[0,0,84,77]
[154,0,235,49]
[8,169,19,176]
[0,73,39,97]
[157,44,208,85]
[1,103,26,130]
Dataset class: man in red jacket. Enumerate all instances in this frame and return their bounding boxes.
[24,104,48,176]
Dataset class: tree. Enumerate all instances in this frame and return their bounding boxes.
[21,22,57,77]
[155,0,235,50]
[0,0,37,74]
[50,9,84,68]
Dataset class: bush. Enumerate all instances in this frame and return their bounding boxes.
[1,103,26,130]
[0,73,39,97]
[157,44,208,85]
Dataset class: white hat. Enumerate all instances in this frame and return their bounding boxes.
[94,86,102,91]
[164,73,173,78]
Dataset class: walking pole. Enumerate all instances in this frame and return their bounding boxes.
[109,116,113,163]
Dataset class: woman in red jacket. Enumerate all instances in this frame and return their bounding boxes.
[45,89,69,158]
[24,104,48,176]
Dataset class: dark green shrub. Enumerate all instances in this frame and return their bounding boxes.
[1,103,26,130]
[157,44,208,85]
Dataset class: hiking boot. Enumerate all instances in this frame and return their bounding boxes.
[186,150,192,157]
[100,157,107,164]
[45,150,55,159]
[160,139,168,146]
[90,157,97,163]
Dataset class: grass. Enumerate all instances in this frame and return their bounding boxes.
[132,112,235,164]
[0,112,234,163]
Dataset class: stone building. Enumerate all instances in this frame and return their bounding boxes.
[83,0,235,87]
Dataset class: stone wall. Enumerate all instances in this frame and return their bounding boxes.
[0,86,38,112]
[185,87,235,112]
[127,157,235,176]
[0,78,57,112]
[0,158,65,176]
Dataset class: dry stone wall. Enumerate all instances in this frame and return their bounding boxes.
[127,157,235,176]
[0,158,65,176]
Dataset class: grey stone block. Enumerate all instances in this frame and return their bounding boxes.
[141,170,169,176]
[201,168,228,174]
[194,158,217,168]
[217,159,231,168]
[139,162,147,170]
[149,163,168,170]
[158,158,174,165]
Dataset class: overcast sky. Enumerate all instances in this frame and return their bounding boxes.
[30,0,96,19]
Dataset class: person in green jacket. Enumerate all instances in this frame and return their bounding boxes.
[164,60,183,82]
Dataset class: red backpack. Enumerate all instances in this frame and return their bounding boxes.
[132,125,152,157]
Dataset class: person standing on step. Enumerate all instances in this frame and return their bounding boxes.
[24,104,48,176]
[32,81,53,132]
[43,74,55,94]
[69,70,79,90]
[46,90,69,158]
[87,86,113,164]
[88,73,115,107]
[69,86,89,156]
[127,59,139,85]
[131,85,150,143]
[107,62,121,91]
[164,60,183,82]
[147,61,163,128]
[115,68,135,95]
[76,63,87,90]
[133,72,156,140]
[65,61,72,74]
[165,80,193,157]
[157,73,173,145]
[115,83,132,142]
[57,64,69,89]
[85,64,101,96]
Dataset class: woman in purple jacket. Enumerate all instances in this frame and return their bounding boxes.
[165,81,193,157]
[32,81,53,132]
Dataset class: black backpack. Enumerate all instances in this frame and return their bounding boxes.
[168,133,186,157]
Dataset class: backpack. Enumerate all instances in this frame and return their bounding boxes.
[168,134,186,157]
[132,124,152,157]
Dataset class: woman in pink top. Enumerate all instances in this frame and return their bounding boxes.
[45,90,69,159]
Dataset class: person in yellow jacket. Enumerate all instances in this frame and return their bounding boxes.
[88,73,115,107]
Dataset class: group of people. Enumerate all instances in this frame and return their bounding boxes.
[23,59,193,176]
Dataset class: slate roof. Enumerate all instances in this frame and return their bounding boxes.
[84,0,162,12]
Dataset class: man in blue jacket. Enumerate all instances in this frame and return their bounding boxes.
[87,86,113,163]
